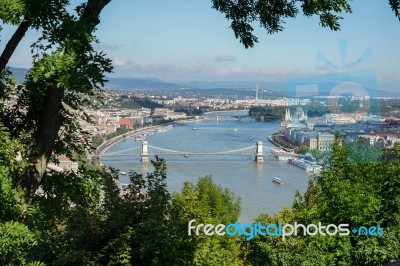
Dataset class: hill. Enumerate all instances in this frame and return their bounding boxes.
[5,67,400,97]
[107,77,181,90]
[8,66,28,83]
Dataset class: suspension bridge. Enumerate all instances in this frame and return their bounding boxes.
[97,141,299,162]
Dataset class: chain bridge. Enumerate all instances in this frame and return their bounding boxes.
[98,141,298,162]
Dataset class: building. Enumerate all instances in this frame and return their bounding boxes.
[324,113,356,124]
[119,117,143,129]
[317,132,335,151]
[358,133,400,148]
[165,112,187,120]
[304,136,318,150]
[57,156,79,172]
[281,106,309,129]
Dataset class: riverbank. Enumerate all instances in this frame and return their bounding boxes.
[203,109,249,115]
[267,133,295,152]
[267,131,325,173]
[96,117,205,155]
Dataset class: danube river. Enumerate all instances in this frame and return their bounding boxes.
[101,111,310,223]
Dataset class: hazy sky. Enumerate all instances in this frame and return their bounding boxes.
[2,1,400,90]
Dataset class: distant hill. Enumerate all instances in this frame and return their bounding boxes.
[5,68,400,97]
[106,77,182,90]
[179,81,284,90]
[8,66,28,83]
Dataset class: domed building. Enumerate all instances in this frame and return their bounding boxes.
[280,105,308,129]
[294,106,307,122]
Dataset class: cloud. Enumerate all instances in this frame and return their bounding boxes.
[214,53,237,62]
[111,58,400,90]
[112,57,132,67]
[94,43,124,50]
[110,58,314,82]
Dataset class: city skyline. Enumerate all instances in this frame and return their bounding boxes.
[1,1,400,91]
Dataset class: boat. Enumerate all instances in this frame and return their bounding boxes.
[233,128,238,131]
[192,127,197,130]
[135,136,144,141]
[158,125,173,132]
[184,154,189,158]
[249,136,253,139]
[272,177,284,184]
[120,171,127,175]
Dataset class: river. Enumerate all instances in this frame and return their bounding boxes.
[101,111,310,223]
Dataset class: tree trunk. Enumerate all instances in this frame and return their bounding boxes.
[20,82,65,203]
[0,19,30,73]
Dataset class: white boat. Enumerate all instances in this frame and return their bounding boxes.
[192,127,197,130]
[120,171,127,175]
[184,154,189,158]
[135,136,144,141]
[158,125,173,132]
[272,177,284,184]
[233,128,238,131]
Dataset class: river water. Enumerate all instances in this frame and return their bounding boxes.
[101,111,310,223]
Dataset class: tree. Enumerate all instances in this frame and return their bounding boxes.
[170,175,242,266]
[212,0,400,48]
[244,141,400,265]
[1,0,112,203]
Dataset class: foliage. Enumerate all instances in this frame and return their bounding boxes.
[174,107,203,116]
[171,176,242,265]
[306,103,330,117]
[212,0,353,48]
[249,106,286,120]
[294,144,309,154]
[0,126,21,220]
[244,140,400,265]
[0,221,38,265]
[105,126,130,140]
[21,158,242,265]
[117,97,165,110]
[0,0,25,25]
[91,134,104,149]
[0,126,41,265]
[310,149,330,167]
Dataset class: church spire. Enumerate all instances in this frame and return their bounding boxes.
[285,108,291,121]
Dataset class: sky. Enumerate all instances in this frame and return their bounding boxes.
[1,0,400,91]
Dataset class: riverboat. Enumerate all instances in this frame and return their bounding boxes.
[272,177,284,184]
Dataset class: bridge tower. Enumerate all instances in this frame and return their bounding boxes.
[255,141,264,162]
[141,141,149,162]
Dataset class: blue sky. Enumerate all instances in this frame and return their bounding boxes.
[1,1,400,91]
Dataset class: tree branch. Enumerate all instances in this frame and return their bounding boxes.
[0,19,30,72]
[389,0,400,21]
[81,0,111,29]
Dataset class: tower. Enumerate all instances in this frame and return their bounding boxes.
[284,108,291,121]
[255,83,259,104]
[141,141,149,162]
[255,141,264,162]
